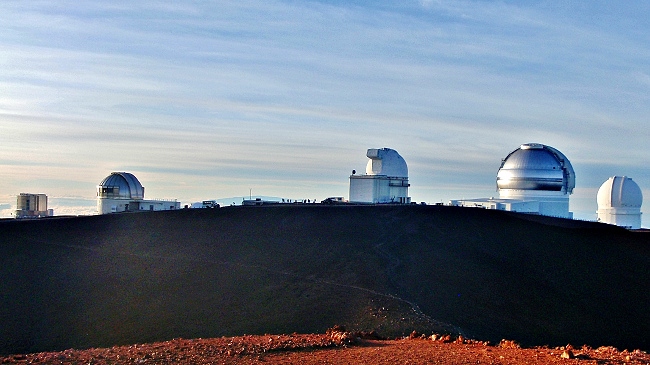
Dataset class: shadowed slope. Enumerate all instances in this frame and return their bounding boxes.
[0,205,648,355]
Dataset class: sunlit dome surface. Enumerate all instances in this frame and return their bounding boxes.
[497,143,575,193]
[365,148,408,177]
[97,172,144,199]
[597,176,643,208]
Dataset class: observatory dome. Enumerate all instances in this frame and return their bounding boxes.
[97,172,144,200]
[365,148,408,177]
[597,176,643,209]
[496,143,575,194]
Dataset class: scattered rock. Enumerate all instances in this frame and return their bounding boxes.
[353,330,385,340]
[560,350,574,359]
[2,331,650,365]
[326,325,355,345]
[498,339,521,349]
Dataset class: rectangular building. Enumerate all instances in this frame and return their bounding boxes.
[15,193,52,218]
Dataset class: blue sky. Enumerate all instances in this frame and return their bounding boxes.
[1,1,648,226]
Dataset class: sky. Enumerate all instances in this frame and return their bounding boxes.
[1,1,648,226]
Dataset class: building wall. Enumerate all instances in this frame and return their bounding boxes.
[449,197,574,218]
[538,200,572,219]
[15,193,50,218]
[349,175,410,204]
[387,178,410,204]
[17,193,47,211]
[349,176,377,203]
[449,199,540,213]
[597,208,642,229]
[498,189,572,219]
[98,198,180,214]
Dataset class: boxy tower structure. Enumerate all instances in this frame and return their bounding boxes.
[349,148,411,204]
[15,193,52,218]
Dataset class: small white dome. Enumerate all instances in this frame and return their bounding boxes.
[597,176,643,209]
[364,148,408,177]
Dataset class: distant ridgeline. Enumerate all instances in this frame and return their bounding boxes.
[0,205,648,355]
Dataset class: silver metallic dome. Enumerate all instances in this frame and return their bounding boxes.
[97,172,144,199]
[496,143,575,193]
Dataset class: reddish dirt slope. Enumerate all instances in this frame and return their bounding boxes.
[1,330,649,365]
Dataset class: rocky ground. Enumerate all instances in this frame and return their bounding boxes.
[2,328,648,365]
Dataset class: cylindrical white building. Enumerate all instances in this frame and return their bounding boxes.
[496,143,575,218]
[597,176,643,229]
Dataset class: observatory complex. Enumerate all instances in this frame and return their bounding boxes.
[349,148,411,204]
[97,172,180,214]
[597,176,643,229]
[450,143,575,219]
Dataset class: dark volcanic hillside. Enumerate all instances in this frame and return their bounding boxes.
[1,205,648,355]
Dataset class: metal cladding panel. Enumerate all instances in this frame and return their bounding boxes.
[375,179,391,203]
[543,145,576,192]
[98,174,127,199]
[349,176,377,203]
[350,175,409,204]
[537,200,572,219]
[119,172,145,199]
[497,169,564,191]
[366,149,380,158]
[500,149,562,170]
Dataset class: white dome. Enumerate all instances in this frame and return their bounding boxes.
[597,176,643,209]
[365,148,408,178]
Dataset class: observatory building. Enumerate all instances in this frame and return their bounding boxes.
[97,172,180,214]
[450,143,575,219]
[596,176,643,229]
[349,148,410,204]
[15,193,52,218]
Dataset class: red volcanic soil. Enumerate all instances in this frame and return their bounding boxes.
[1,329,649,365]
